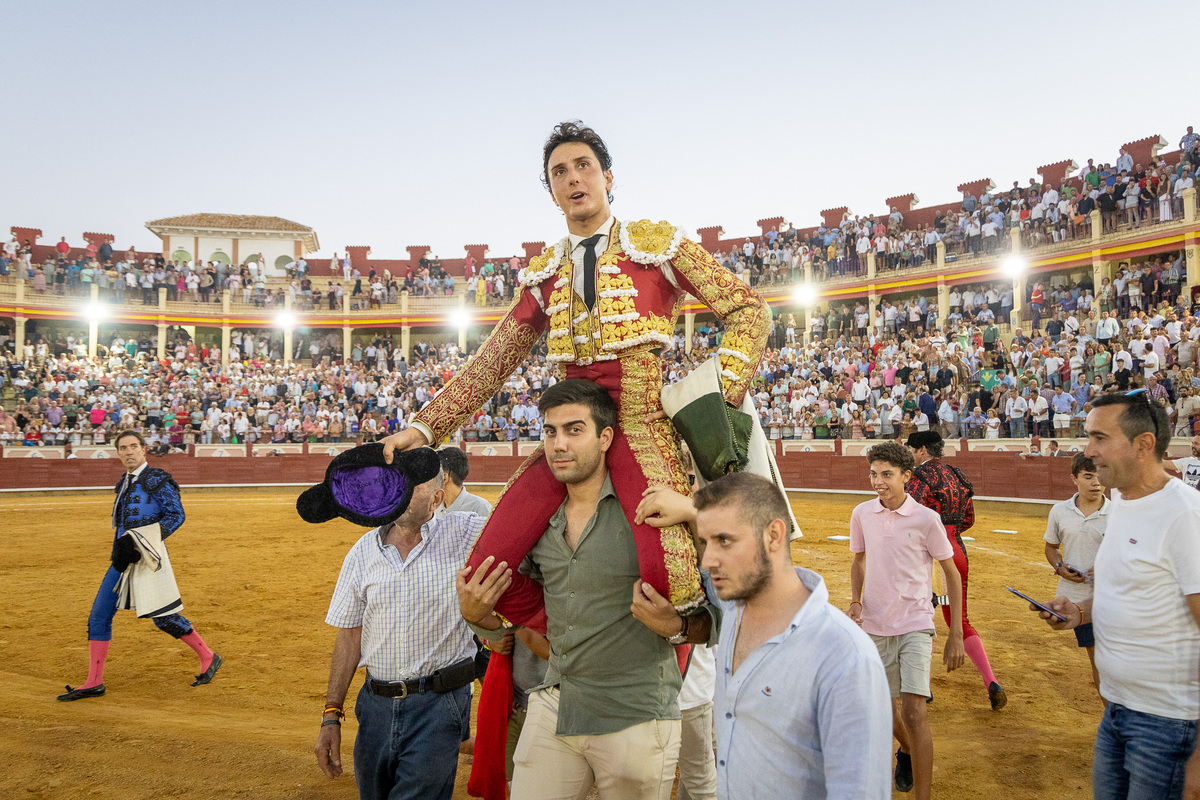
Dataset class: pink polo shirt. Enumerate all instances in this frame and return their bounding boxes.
[850,495,952,637]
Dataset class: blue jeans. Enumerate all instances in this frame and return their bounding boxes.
[353,681,471,800]
[88,566,192,640]
[1094,702,1198,800]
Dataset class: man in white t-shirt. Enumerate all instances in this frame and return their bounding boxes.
[1043,453,1109,689]
[1141,349,1160,382]
[1044,353,1064,389]
[1029,386,1050,438]
[1166,434,1200,490]
[1037,394,1200,800]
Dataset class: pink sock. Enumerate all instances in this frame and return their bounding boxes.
[180,631,214,672]
[82,640,109,689]
[963,634,997,687]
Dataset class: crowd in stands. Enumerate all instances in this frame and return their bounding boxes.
[0,238,471,311]
[716,128,1200,288]
[5,130,1198,312]
[3,128,1200,452]
[2,249,1198,453]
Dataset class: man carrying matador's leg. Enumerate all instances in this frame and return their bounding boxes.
[382,120,770,631]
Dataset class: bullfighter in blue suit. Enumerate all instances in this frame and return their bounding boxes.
[58,429,222,701]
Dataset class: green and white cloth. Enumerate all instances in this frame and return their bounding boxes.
[660,357,802,540]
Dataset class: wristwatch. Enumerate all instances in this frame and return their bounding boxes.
[666,614,689,646]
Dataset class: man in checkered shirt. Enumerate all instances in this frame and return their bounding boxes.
[314,464,486,800]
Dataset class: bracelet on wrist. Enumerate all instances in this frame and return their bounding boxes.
[323,706,345,719]
[321,718,341,728]
[667,613,689,644]
[849,600,862,607]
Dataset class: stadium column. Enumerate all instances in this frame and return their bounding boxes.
[936,277,948,330]
[866,251,876,280]
[283,294,294,364]
[1184,188,1199,291]
[1090,209,1110,292]
[457,293,467,352]
[400,290,411,361]
[88,284,99,359]
[1010,232,1025,328]
[221,289,231,367]
[14,278,25,353]
[157,287,167,360]
[342,289,352,364]
[684,310,694,354]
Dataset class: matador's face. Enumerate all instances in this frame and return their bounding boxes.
[547,142,612,230]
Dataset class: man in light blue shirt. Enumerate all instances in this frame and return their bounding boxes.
[637,472,892,800]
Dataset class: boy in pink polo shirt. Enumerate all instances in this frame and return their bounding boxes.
[849,441,964,800]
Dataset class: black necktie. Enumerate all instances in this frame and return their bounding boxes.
[113,473,131,529]
[581,234,602,311]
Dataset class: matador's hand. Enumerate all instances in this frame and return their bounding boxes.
[634,486,697,529]
[380,427,429,464]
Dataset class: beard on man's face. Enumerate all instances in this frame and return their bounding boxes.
[721,535,773,602]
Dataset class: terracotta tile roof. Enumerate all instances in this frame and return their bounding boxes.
[145,213,313,232]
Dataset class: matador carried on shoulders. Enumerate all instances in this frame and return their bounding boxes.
[383,120,770,631]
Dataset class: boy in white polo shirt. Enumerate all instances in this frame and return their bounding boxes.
[850,442,964,800]
[1043,453,1109,690]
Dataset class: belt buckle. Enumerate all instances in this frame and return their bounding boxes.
[396,681,408,699]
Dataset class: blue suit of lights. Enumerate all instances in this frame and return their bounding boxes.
[89,466,193,640]
[113,468,185,541]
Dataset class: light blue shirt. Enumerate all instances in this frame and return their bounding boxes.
[712,567,892,800]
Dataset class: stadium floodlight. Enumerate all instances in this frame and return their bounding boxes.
[274,310,297,329]
[449,308,471,330]
[83,301,108,322]
[791,284,817,307]
[1001,256,1027,277]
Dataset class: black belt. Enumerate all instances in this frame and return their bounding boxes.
[365,658,476,699]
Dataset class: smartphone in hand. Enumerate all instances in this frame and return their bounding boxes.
[1007,586,1069,622]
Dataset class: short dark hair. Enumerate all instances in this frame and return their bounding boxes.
[693,472,790,544]
[437,446,470,487]
[867,441,915,473]
[1071,453,1097,476]
[538,378,618,435]
[1091,391,1170,459]
[113,429,145,449]
[541,120,614,202]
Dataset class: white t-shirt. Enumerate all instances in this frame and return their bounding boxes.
[1173,457,1200,489]
[678,642,716,711]
[1093,479,1200,719]
[1141,351,1160,380]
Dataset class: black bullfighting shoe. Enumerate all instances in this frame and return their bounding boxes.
[192,653,224,687]
[57,684,106,701]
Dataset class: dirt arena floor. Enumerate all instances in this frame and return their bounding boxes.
[2,484,1102,800]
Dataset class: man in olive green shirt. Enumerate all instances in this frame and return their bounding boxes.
[458,379,717,800]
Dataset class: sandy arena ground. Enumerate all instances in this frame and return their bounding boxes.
[2,484,1102,799]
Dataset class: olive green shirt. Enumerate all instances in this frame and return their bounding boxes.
[474,474,718,736]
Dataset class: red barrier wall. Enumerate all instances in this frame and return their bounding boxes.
[0,451,1076,500]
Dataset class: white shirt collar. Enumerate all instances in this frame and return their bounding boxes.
[1070,493,1109,518]
[127,461,149,480]
[567,216,615,252]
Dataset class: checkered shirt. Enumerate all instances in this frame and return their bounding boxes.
[325,511,484,682]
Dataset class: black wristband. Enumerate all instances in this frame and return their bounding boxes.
[320,719,341,728]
